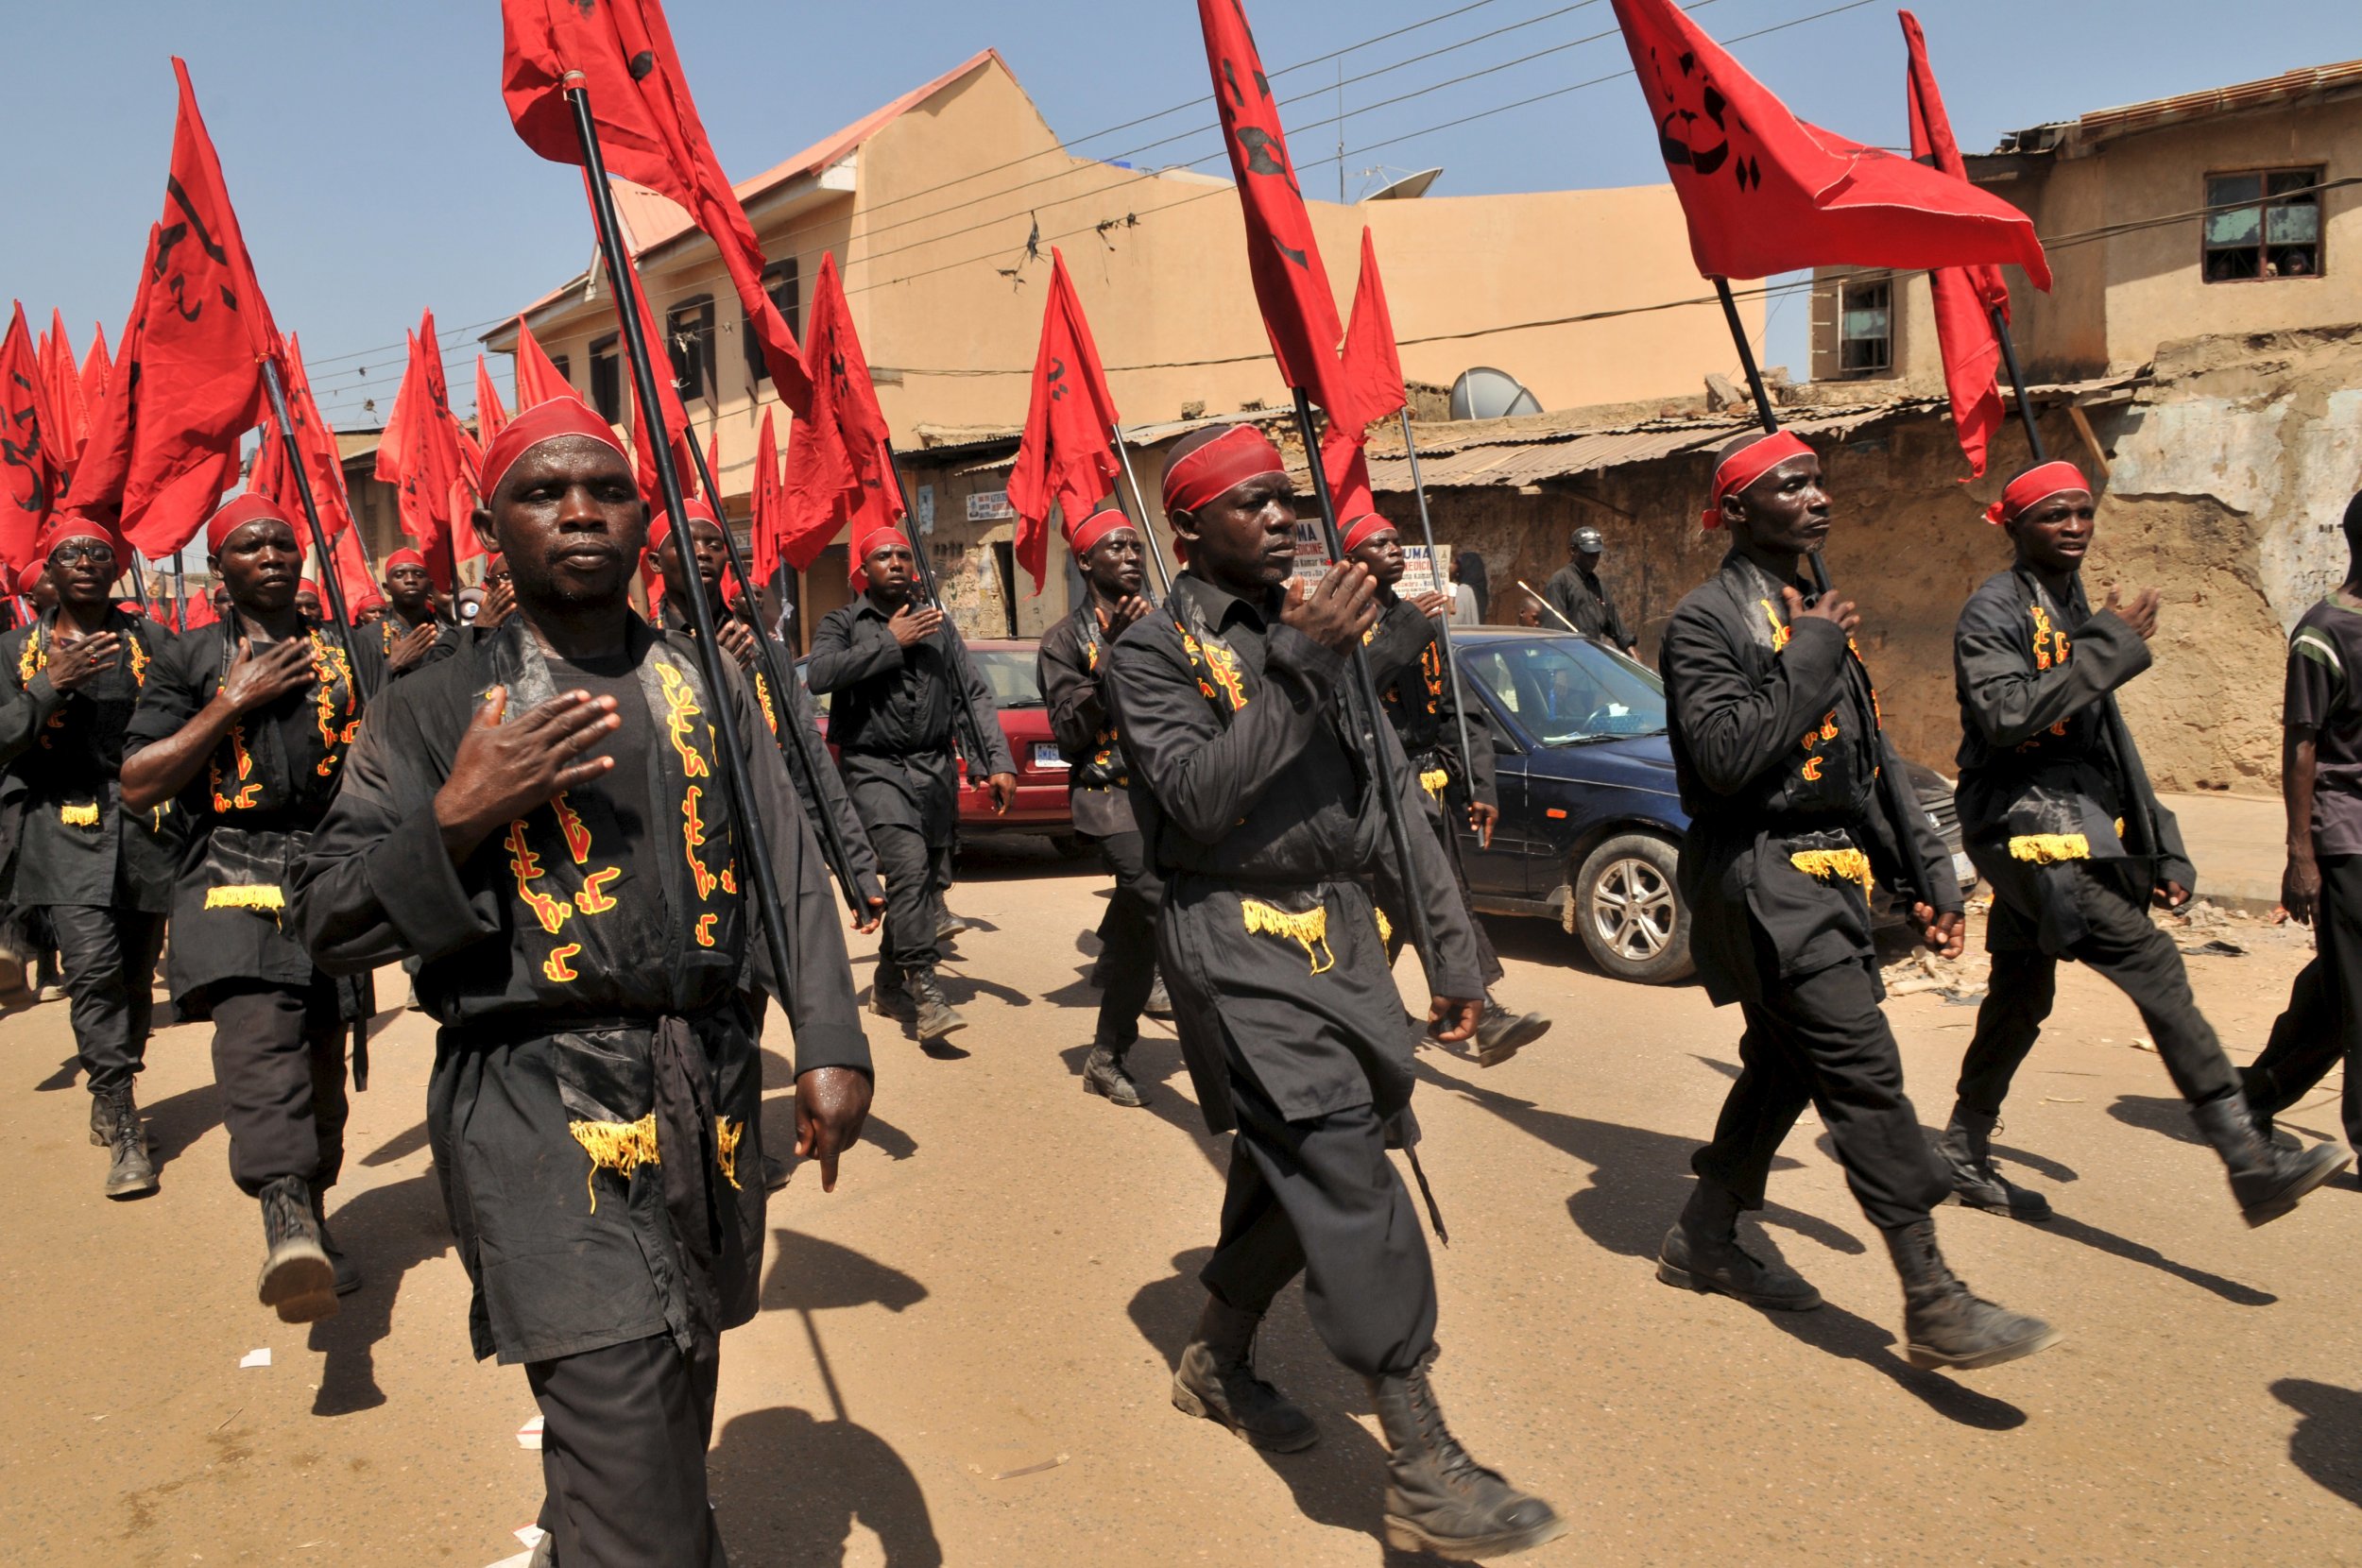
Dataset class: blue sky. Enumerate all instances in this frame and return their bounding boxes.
[3,0,2355,431]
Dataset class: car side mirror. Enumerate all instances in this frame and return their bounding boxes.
[1492,733,1522,757]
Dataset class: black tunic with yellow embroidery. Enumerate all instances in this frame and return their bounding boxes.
[0,607,183,912]
[1038,601,1137,839]
[1662,552,1958,1008]
[289,617,868,1365]
[1953,564,2193,954]
[1362,590,1497,814]
[122,617,384,1014]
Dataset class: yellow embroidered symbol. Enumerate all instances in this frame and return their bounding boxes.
[211,722,264,812]
[682,787,718,898]
[505,821,573,934]
[751,670,779,737]
[573,867,623,914]
[126,636,149,688]
[553,793,593,864]
[311,631,356,777]
[2028,605,2072,672]
[542,944,582,983]
[1800,756,1825,781]
[656,661,711,778]
[713,1117,744,1189]
[1242,898,1334,975]
[694,912,719,947]
[1760,600,1793,653]
[568,1113,659,1212]
[719,865,738,895]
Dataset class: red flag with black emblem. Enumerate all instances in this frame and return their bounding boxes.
[1609,0,2049,285]
[778,255,882,573]
[273,332,357,542]
[1007,249,1123,594]
[1902,10,2014,478]
[512,315,580,409]
[1196,0,1349,414]
[0,303,60,571]
[500,0,814,413]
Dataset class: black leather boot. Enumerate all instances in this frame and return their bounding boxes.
[311,1184,362,1297]
[1882,1219,2057,1372]
[1082,1043,1145,1107]
[1367,1363,1566,1560]
[89,1088,119,1149]
[1655,1179,1821,1310]
[2192,1093,2350,1227]
[1472,998,1550,1067]
[870,966,914,1024]
[1171,1294,1318,1452]
[1144,972,1173,1019]
[101,1087,156,1200]
[1932,1107,2051,1220]
[258,1175,337,1323]
[909,969,968,1045]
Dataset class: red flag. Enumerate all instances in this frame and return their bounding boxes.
[500,0,814,413]
[778,256,883,573]
[749,405,784,587]
[1196,0,1350,414]
[79,324,111,413]
[328,519,379,622]
[1337,229,1408,433]
[1902,10,2014,479]
[271,332,358,542]
[1609,0,2049,285]
[65,60,281,558]
[613,252,698,507]
[474,353,511,448]
[375,319,476,589]
[512,315,579,409]
[1007,249,1123,594]
[0,304,61,571]
[40,311,89,473]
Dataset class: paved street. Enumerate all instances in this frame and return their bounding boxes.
[4,838,2358,1566]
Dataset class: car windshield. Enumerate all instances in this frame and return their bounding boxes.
[1462,636,1668,746]
[967,650,1045,709]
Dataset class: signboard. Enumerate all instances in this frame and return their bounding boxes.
[916,484,936,536]
[1289,526,1451,597]
[967,489,1015,522]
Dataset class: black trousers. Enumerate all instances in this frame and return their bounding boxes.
[1201,1062,1437,1378]
[210,978,350,1198]
[1959,862,2239,1120]
[1092,830,1164,1048]
[1378,801,1505,991]
[2245,853,2362,1149]
[870,823,953,980]
[45,904,166,1097]
[1694,957,1949,1231]
[527,1333,727,1568]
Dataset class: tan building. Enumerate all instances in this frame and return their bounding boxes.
[1811,60,2362,390]
[485,49,1759,644]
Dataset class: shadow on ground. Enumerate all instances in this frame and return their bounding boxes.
[307,1171,452,1416]
[2273,1379,2362,1510]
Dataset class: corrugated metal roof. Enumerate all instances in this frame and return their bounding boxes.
[2076,60,2362,143]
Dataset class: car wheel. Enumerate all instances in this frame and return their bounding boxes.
[1570,833,1694,984]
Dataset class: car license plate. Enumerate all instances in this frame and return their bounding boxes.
[1033,742,1067,770]
[1952,851,1977,885]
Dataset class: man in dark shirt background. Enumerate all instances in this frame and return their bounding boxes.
[1542,525,1636,657]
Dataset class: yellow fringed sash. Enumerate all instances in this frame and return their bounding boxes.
[1789,848,1874,895]
[1418,768,1450,799]
[1242,897,1335,975]
[2010,834,2091,865]
[1376,909,1394,946]
[714,1116,744,1191]
[205,884,285,913]
[58,803,98,827]
[569,1113,659,1212]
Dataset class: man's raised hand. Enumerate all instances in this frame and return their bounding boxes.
[888,605,945,649]
[220,637,318,711]
[433,687,622,861]
[2103,586,2163,641]
[386,622,440,673]
[1782,586,1860,638]
[1282,562,1380,654]
[44,631,123,692]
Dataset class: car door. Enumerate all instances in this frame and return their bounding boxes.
[1454,644,1544,897]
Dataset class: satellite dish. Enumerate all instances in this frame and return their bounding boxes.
[1450,367,1543,422]
[1364,167,1444,201]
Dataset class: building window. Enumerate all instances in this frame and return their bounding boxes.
[589,335,622,425]
[745,260,801,386]
[550,354,572,389]
[1838,280,1892,375]
[666,295,716,402]
[2204,167,2323,281]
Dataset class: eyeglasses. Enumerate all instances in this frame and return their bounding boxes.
[50,544,117,567]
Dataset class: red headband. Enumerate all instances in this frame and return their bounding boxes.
[15,559,47,595]
[1065,504,1132,559]
[1985,461,2089,526]
[479,398,628,501]
[854,523,912,584]
[649,499,721,555]
[1342,512,1394,555]
[206,494,297,554]
[1702,432,1816,530]
[385,547,427,575]
[1163,426,1287,516]
[36,514,123,562]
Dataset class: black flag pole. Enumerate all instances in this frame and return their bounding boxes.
[260,356,370,698]
[680,435,871,920]
[566,83,804,996]
[1109,421,1177,597]
[877,439,999,783]
[1292,389,1440,971]
[1396,409,1482,840]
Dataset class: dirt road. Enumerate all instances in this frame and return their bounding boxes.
[3,840,2356,1566]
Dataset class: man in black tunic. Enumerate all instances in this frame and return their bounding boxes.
[1106,424,1563,1561]
[121,495,385,1321]
[806,522,1015,1049]
[0,516,182,1196]
[375,546,447,673]
[292,401,872,1567]
[1655,431,2054,1372]
[1945,461,2349,1223]
[1343,505,1550,1065]
[1037,503,1167,1106]
[1541,525,1635,656]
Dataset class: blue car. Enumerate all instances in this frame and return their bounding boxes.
[1446,630,1972,985]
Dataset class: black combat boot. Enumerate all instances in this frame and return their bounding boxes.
[1082,1042,1145,1107]
[1144,971,1173,1019]
[101,1086,156,1200]
[258,1174,339,1324]
[1932,1106,2051,1220]
[1655,1179,1821,1310]
[936,908,971,944]
[2191,1093,2351,1227]
[909,970,968,1045]
[311,1184,362,1297]
[1881,1219,2057,1372]
[870,966,914,1024]
[1367,1363,1566,1560]
[1472,998,1550,1067]
[1171,1293,1318,1452]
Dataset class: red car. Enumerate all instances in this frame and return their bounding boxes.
[804,637,1075,844]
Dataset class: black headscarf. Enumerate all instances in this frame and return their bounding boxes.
[1453,552,1490,620]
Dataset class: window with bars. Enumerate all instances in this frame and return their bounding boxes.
[1838,279,1892,375]
[667,296,716,402]
[589,336,622,424]
[2204,167,2323,281]
[745,260,801,387]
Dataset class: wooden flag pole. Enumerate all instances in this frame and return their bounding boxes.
[878,438,999,781]
[566,82,805,997]
[1397,410,1481,827]
[680,434,872,919]
[1108,422,1176,597]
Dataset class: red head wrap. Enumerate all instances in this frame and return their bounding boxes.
[1985,461,2090,526]
[1702,432,1816,530]
[298,578,322,599]
[853,523,913,585]
[1162,426,1287,516]
[35,513,125,564]
[14,559,48,595]
[478,399,628,502]
[648,499,721,556]
[205,494,297,555]
[1342,512,1395,556]
[385,547,427,576]
[1064,504,1132,560]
